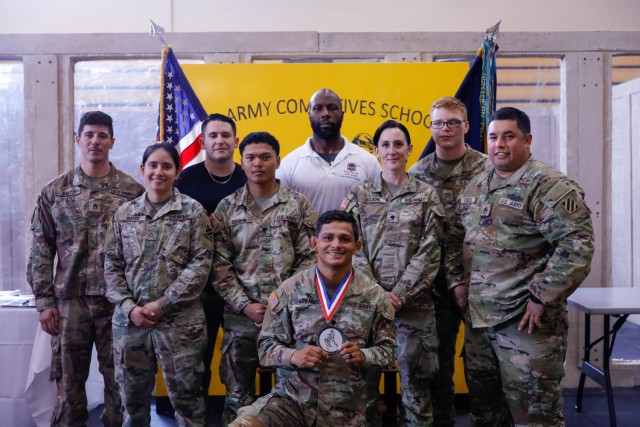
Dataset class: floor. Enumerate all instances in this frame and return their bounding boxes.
[611,320,640,360]
[87,387,640,426]
[87,322,640,426]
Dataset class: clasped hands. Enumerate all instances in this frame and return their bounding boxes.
[130,301,164,328]
[291,341,364,368]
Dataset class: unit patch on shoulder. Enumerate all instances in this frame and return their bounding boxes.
[204,224,214,241]
[339,197,350,211]
[561,194,581,214]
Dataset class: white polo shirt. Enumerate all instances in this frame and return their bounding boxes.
[277,136,381,214]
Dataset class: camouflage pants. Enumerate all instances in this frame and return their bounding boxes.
[112,320,206,427]
[430,293,462,427]
[51,296,121,427]
[220,313,261,425]
[235,368,292,419]
[366,292,439,426]
[232,394,334,427]
[246,395,308,427]
[201,286,225,400]
[229,414,267,427]
[464,308,568,427]
[232,392,366,427]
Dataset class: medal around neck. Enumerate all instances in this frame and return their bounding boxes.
[315,266,353,322]
[316,324,346,355]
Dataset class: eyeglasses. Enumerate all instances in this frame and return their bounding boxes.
[429,119,467,129]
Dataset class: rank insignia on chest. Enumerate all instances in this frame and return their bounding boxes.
[480,203,491,217]
[268,291,280,311]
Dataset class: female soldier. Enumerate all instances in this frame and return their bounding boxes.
[105,142,213,427]
[342,120,444,426]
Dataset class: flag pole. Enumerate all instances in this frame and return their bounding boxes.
[149,19,167,48]
[419,22,500,158]
[150,19,171,143]
[154,33,209,168]
[486,20,501,43]
[479,21,500,152]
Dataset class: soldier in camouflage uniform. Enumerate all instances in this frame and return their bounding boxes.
[230,210,396,427]
[408,96,489,426]
[447,107,595,426]
[343,120,444,426]
[27,111,144,427]
[104,143,213,427]
[211,132,317,424]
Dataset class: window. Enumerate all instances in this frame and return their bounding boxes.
[0,61,25,291]
[496,57,561,169]
[612,55,640,85]
[74,60,163,181]
[437,56,562,169]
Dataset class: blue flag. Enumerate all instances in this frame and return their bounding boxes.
[157,46,208,168]
[420,35,497,158]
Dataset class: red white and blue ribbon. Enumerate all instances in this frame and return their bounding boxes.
[316,266,353,322]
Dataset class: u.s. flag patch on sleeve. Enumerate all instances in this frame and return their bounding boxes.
[339,197,350,211]
[209,213,222,232]
[268,290,280,311]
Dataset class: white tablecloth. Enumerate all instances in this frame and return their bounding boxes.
[0,307,103,427]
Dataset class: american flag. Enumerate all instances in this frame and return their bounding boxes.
[157,46,208,168]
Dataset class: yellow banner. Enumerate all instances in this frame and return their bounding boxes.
[183,62,468,167]
[158,62,470,396]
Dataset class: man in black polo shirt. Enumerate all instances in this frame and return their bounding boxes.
[176,113,247,406]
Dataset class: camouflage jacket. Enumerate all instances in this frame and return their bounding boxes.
[259,265,396,425]
[28,164,143,311]
[409,145,489,292]
[104,190,213,326]
[447,158,595,327]
[343,173,444,306]
[211,183,317,314]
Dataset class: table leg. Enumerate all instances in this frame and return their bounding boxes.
[576,313,629,427]
[602,314,616,427]
[575,313,589,412]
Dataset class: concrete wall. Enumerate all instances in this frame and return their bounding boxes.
[1,0,639,33]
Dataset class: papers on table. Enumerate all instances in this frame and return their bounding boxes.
[0,290,35,307]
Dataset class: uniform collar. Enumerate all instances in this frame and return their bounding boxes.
[486,157,536,189]
[423,143,487,178]
[371,172,416,197]
[73,162,119,187]
[237,180,288,213]
[134,188,184,219]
